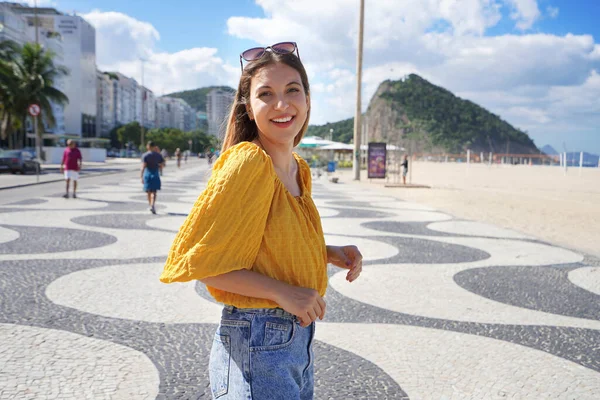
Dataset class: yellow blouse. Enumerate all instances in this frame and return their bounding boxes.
[159,141,328,308]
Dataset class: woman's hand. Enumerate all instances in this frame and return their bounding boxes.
[273,285,326,328]
[327,245,363,282]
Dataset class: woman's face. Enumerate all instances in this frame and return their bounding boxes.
[248,62,309,146]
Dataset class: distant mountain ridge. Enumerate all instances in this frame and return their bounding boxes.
[308,74,540,154]
[365,74,539,154]
[541,145,558,155]
[165,86,235,112]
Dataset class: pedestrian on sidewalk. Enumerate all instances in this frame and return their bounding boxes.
[401,154,409,185]
[60,139,82,198]
[160,42,363,399]
[175,148,182,168]
[141,141,165,214]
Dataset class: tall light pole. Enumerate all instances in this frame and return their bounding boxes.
[353,0,365,180]
[33,0,41,162]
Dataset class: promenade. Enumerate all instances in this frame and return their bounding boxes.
[0,159,598,399]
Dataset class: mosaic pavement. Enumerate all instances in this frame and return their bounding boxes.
[0,164,599,399]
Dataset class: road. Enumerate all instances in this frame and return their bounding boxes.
[0,158,599,399]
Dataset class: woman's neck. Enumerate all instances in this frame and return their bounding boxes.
[255,136,296,175]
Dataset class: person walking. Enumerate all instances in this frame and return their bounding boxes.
[60,139,82,198]
[175,148,182,168]
[160,42,363,399]
[401,154,409,185]
[141,141,165,214]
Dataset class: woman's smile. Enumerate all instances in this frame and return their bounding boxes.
[270,114,296,128]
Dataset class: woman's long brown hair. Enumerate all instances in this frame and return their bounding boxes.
[221,51,311,152]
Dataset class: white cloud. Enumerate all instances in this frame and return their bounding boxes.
[503,0,541,30]
[82,10,238,94]
[225,0,600,152]
[504,106,551,124]
[546,6,559,19]
[78,2,599,153]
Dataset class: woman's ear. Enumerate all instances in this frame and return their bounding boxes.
[245,104,254,120]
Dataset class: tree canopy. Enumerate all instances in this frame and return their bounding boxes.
[113,121,217,154]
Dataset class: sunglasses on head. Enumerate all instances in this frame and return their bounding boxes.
[239,41,300,72]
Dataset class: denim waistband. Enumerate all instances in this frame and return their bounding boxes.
[223,305,296,320]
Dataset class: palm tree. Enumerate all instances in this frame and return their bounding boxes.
[0,40,21,148]
[14,42,69,156]
[0,41,69,154]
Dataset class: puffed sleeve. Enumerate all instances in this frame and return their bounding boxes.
[296,154,312,196]
[159,142,275,283]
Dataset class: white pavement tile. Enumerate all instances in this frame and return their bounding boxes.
[568,267,600,296]
[0,226,19,244]
[315,207,340,217]
[329,263,600,329]
[427,221,534,239]
[321,212,453,236]
[316,323,600,400]
[2,196,110,210]
[159,202,194,215]
[0,323,159,399]
[0,210,176,260]
[45,263,221,324]
[145,215,187,232]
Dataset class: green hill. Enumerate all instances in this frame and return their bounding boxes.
[308,74,538,154]
[367,74,538,154]
[165,86,235,111]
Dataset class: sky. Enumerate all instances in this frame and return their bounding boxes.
[31,0,600,154]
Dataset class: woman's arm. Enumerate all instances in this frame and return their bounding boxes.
[201,270,326,327]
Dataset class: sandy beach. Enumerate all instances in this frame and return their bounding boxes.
[331,162,600,259]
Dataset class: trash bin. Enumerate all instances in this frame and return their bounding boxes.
[327,161,336,172]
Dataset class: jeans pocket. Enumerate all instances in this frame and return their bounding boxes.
[209,334,231,398]
[254,318,296,351]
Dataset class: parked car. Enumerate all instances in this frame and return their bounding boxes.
[0,150,41,174]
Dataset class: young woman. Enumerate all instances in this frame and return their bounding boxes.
[160,42,363,399]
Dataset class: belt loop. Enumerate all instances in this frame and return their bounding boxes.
[225,305,233,314]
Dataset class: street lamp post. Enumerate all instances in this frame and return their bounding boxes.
[329,128,333,141]
[353,0,365,181]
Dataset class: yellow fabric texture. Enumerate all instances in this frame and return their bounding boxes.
[159,141,328,308]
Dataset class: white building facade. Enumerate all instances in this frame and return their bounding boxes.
[154,96,196,131]
[207,88,234,138]
[0,3,27,44]
[10,4,97,137]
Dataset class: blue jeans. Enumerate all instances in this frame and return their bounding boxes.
[209,306,315,399]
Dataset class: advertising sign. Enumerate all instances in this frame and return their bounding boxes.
[368,142,387,179]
